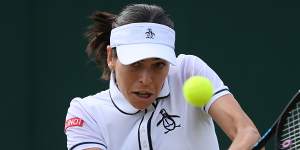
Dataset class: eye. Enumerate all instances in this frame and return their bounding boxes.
[154,62,167,69]
[130,61,142,68]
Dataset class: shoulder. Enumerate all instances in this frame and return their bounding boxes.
[172,54,209,72]
[177,54,205,64]
[175,54,207,65]
[67,90,111,116]
[169,54,210,80]
[65,91,109,150]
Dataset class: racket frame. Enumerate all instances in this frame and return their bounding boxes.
[252,90,300,150]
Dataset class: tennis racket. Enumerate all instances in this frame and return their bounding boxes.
[252,90,300,150]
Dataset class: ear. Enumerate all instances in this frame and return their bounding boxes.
[107,45,115,70]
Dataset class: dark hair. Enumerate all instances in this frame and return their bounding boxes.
[85,4,174,80]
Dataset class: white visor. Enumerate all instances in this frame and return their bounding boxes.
[110,23,176,65]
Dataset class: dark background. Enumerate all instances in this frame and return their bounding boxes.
[1,0,299,149]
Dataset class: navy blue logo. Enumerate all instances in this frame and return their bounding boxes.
[145,28,155,39]
[156,109,181,134]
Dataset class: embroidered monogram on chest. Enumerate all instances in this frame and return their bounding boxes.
[156,108,181,134]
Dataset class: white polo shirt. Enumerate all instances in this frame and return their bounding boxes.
[65,54,230,150]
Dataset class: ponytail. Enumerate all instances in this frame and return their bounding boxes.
[85,11,116,80]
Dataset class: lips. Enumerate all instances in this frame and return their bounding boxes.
[133,91,154,100]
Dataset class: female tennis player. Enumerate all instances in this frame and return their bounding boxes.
[65,4,261,150]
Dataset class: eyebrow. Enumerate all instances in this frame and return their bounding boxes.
[154,58,163,60]
[138,58,165,63]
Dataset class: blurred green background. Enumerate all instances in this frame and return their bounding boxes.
[1,0,299,149]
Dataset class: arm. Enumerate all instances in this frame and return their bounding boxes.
[209,94,263,150]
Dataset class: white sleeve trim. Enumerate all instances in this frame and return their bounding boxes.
[204,87,231,113]
[70,142,107,150]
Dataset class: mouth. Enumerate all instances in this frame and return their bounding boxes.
[132,91,154,100]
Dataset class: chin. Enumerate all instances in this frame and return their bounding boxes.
[128,95,156,110]
[131,99,154,110]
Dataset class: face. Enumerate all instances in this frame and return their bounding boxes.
[107,47,170,110]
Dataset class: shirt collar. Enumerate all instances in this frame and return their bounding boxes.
[109,73,170,114]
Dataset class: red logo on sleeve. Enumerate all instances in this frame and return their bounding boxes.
[65,117,84,130]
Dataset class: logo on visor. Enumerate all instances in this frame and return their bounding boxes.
[145,28,155,39]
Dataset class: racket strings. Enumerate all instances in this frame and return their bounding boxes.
[283,106,300,127]
[284,141,300,149]
[281,129,300,141]
[279,101,300,149]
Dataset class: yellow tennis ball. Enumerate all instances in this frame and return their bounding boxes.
[182,76,213,107]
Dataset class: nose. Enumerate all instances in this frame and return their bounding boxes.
[138,69,153,85]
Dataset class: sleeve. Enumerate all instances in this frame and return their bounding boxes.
[178,54,231,112]
[65,98,107,150]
